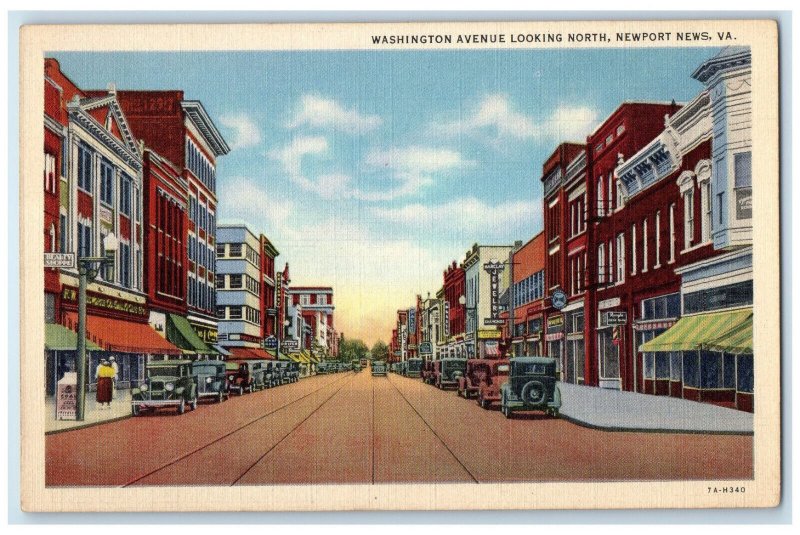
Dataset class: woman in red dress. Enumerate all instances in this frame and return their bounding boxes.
[95,359,115,408]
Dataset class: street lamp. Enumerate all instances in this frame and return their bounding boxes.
[75,232,117,421]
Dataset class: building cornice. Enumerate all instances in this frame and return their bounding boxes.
[181,101,230,156]
[68,105,142,172]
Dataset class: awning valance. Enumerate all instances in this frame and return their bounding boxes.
[639,309,752,353]
[226,347,275,360]
[166,313,213,354]
[706,315,753,354]
[46,323,100,351]
[63,312,182,355]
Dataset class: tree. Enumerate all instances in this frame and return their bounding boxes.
[371,340,389,362]
[339,338,369,362]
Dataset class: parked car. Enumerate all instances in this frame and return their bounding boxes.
[131,360,198,415]
[190,360,228,403]
[475,360,510,409]
[399,361,408,376]
[433,358,467,389]
[500,357,562,418]
[421,360,435,384]
[286,362,300,382]
[405,358,423,378]
[351,360,362,372]
[225,360,265,395]
[371,360,388,376]
[458,358,508,399]
[262,361,279,388]
[390,362,399,374]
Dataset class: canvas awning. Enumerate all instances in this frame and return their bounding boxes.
[63,312,182,355]
[226,347,275,360]
[212,344,231,356]
[705,315,753,354]
[46,323,100,351]
[166,313,214,354]
[638,309,752,353]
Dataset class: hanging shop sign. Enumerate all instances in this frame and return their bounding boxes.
[281,339,299,351]
[605,311,628,325]
[483,260,505,325]
[264,336,278,350]
[444,301,450,338]
[44,252,75,269]
[419,341,433,355]
[551,288,567,310]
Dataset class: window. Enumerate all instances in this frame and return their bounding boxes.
[189,196,196,222]
[701,180,713,242]
[595,142,604,154]
[597,243,605,284]
[654,210,661,267]
[216,306,226,319]
[598,328,620,379]
[100,159,114,206]
[683,281,753,314]
[229,306,242,320]
[229,274,242,288]
[300,294,311,306]
[642,219,648,272]
[615,233,625,283]
[734,152,752,188]
[215,274,225,289]
[188,234,196,262]
[44,152,57,193]
[641,293,680,320]
[216,243,225,257]
[317,294,327,305]
[229,243,242,257]
[59,214,68,253]
[596,178,605,217]
[669,203,676,263]
[607,239,613,284]
[617,123,625,135]
[615,181,624,210]
[631,224,637,275]
[606,133,614,146]
[119,174,132,216]
[737,354,754,393]
[684,188,694,248]
[119,242,131,287]
[607,173,614,212]
[77,143,93,193]
[77,221,92,258]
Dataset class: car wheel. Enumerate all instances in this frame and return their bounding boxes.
[177,400,185,415]
[521,380,547,405]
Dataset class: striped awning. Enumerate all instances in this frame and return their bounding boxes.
[639,309,752,353]
[706,314,753,354]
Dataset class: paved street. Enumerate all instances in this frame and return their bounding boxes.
[46,369,753,487]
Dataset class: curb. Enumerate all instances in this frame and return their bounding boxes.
[46,413,132,435]
[559,413,754,436]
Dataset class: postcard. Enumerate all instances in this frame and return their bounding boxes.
[19,19,780,511]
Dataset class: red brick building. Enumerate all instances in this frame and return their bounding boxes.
[441,261,466,358]
[506,232,547,358]
[259,235,280,341]
[114,90,230,349]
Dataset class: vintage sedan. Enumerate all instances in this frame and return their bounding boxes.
[421,360,435,384]
[225,360,265,395]
[433,358,467,389]
[286,362,301,382]
[500,357,562,418]
[278,361,294,384]
[190,360,228,403]
[458,358,509,400]
[371,360,388,376]
[405,358,423,378]
[131,360,198,415]
[475,360,510,409]
[351,360,362,372]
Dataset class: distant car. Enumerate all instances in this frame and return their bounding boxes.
[371,360,388,376]
[399,361,408,375]
[433,358,467,389]
[421,360,435,384]
[263,361,279,388]
[351,360,362,372]
[500,357,561,418]
[191,360,228,403]
[405,358,423,378]
[131,360,198,415]
[285,362,300,383]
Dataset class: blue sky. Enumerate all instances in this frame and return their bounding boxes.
[51,47,721,344]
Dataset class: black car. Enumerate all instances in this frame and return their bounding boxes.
[499,357,562,418]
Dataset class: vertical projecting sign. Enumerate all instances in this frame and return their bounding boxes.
[444,301,450,338]
[483,260,505,326]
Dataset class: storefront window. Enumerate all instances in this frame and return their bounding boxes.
[670,352,682,381]
[641,293,680,320]
[597,329,619,379]
[700,350,722,388]
[655,353,670,379]
[737,354,754,393]
[683,351,700,387]
[683,281,753,314]
[723,353,736,388]
[643,352,655,379]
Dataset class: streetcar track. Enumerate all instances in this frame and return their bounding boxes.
[122,372,353,487]
[231,373,356,485]
[385,374,479,484]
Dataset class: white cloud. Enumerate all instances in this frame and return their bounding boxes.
[219,113,261,150]
[363,146,473,174]
[287,94,382,134]
[217,175,296,240]
[268,135,328,177]
[428,93,537,143]
[541,104,599,141]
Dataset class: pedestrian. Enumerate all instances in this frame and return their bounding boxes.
[109,356,119,399]
[95,358,115,410]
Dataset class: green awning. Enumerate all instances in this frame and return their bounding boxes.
[166,314,213,354]
[639,309,752,353]
[706,315,753,354]
[45,323,100,351]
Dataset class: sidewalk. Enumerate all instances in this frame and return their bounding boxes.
[558,382,753,435]
[46,390,132,434]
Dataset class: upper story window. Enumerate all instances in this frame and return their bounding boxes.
[607,172,615,212]
[300,294,311,305]
[44,152,57,194]
[119,174,132,217]
[229,243,242,257]
[734,151,752,220]
[596,178,605,217]
[229,274,243,289]
[616,123,625,136]
[605,133,614,146]
[316,294,327,305]
[77,143,93,193]
[100,158,114,206]
[684,187,695,249]
[216,243,226,257]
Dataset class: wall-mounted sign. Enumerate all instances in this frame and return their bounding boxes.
[546,314,564,332]
[44,252,75,269]
[62,286,148,317]
[408,308,416,335]
[264,336,278,350]
[551,289,567,310]
[605,311,628,325]
[281,339,299,350]
[598,297,621,310]
[275,272,282,308]
[736,188,752,219]
[483,260,505,324]
[444,301,450,338]
[192,324,218,343]
[477,328,501,340]
[419,342,433,354]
